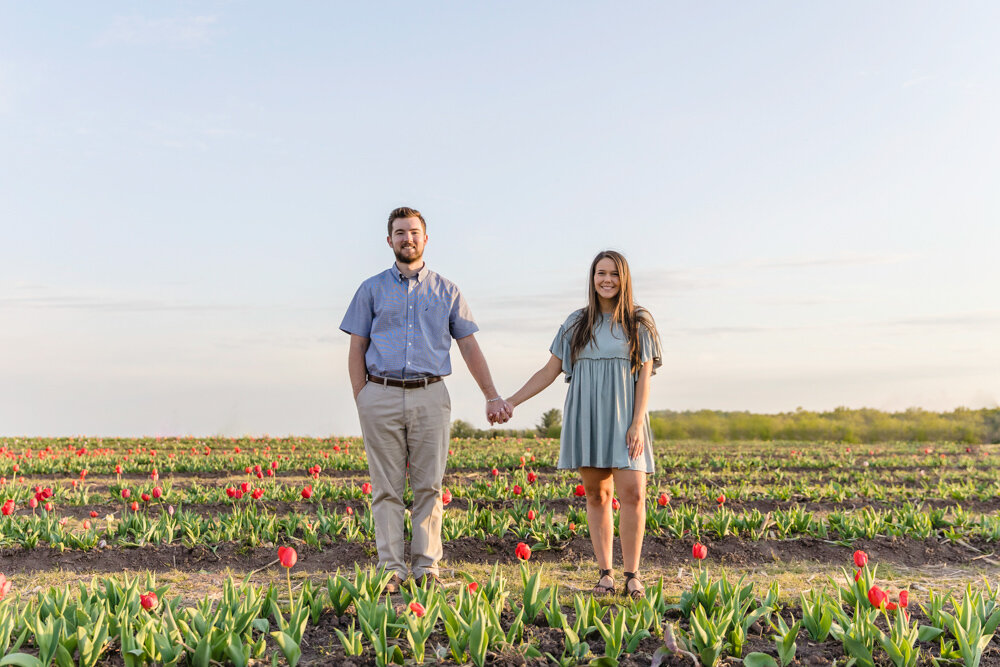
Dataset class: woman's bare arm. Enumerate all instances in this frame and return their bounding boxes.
[507,354,563,408]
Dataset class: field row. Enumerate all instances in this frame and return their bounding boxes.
[0,551,996,666]
[3,501,1000,553]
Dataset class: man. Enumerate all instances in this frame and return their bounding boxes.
[340,206,511,592]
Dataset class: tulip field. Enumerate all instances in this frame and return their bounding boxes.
[2,437,1000,665]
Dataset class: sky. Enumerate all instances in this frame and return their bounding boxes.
[1,3,998,437]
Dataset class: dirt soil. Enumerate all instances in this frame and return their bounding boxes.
[2,534,995,576]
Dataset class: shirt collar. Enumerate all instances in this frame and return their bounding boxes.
[391,262,429,283]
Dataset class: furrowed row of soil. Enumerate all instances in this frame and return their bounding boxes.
[2,535,995,576]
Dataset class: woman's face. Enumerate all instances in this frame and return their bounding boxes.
[593,257,621,305]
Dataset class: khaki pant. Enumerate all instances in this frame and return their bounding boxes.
[356,380,450,579]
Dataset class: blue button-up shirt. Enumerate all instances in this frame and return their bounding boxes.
[339,264,479,379]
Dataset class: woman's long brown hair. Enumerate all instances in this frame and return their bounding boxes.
[568,250,657,373]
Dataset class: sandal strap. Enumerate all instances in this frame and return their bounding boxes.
[599,568,613,577]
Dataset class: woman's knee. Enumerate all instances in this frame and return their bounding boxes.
[586,486,615,506]
[616,478,646,506]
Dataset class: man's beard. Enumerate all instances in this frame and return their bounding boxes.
[394,244,423,264]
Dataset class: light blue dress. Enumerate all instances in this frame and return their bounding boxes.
[550,310,663,473]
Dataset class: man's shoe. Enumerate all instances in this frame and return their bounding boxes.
[384,574,405,594]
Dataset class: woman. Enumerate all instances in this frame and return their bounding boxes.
[507,250,661,599]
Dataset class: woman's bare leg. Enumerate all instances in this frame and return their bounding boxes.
[612,468,647,593]
[579,466,615,589]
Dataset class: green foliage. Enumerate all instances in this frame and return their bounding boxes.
[648,407,999,443]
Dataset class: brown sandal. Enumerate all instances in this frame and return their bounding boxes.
[592,568,615,595]
[624,571,645,601]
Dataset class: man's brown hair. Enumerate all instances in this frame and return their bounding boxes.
[387,207,426,235]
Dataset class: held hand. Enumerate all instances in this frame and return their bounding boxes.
[626,423,644,459]
[486,398,514,425]
[486,400,505,425]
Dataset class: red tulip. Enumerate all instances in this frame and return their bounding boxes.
[853,550,868,568]
[868,585,887,608]
[899,590,909,608]
[491,468,499,477]
[301,486,313,499]
[115,464,123,474]
[0,574,10,600]
[716,494,725,505]
[83,519,91,530]
[121,489,131,499]
[345,506,353,515]
[409,601,426,617]
[278,546,297,568]
[28,497,37,509]
[527,472,537,483]
[886,601,898,611]
[657,493,669,507]
[574,484,586,497]
[611,498,620,511]
[152,487,162,499]
[130,501,139,511]
[252,488,264,499]
[141,493,151,503]
[2,500,14,516]
[361,482,372,495]
[512,485,522,496]
[467,582,478,594]
[692,542,708,560]
[240,482,250,493]
[140,592,158,610]
[569,522,576,531]
[44,502,53,512]
[527,509,536,521]
[90,510,98,518]
[226,487,236,498]
[441,489,452,505]
[515,542,532,560]
[854,569,861,582]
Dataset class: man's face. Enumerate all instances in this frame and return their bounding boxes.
[387,216,428,264]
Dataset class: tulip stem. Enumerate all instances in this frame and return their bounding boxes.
[287,567,295,612]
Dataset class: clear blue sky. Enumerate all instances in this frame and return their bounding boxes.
[2,3,998,436]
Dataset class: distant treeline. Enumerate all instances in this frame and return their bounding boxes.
[648,407,1000,444]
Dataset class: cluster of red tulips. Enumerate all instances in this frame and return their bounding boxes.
[224,481,264,500]
[854,549,909,614]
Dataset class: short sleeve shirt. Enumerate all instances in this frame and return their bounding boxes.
[339,264,479,379]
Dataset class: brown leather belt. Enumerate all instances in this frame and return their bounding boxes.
[367,374,443,389]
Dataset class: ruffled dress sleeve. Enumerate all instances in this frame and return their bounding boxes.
[637,316,663,377]
[549,311,580,382]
